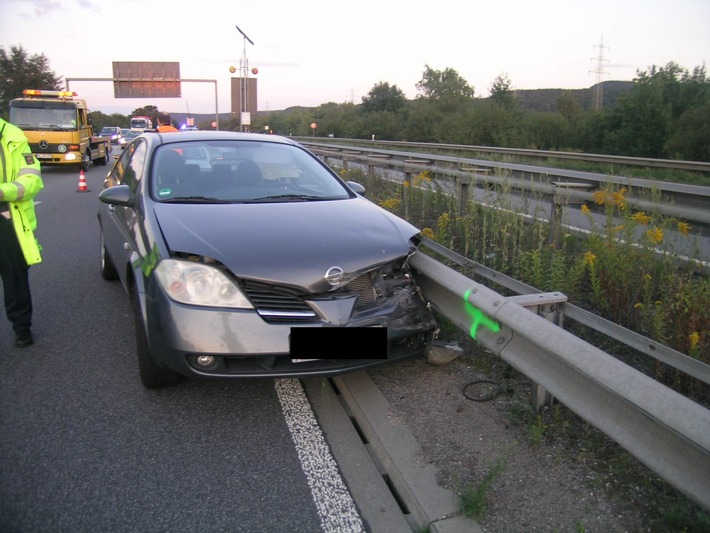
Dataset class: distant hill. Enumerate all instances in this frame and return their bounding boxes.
[512,80,635,112]
[169,81,635,125]
[167,106,312,129]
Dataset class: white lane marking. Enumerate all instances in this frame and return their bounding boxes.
[275,378,365,533]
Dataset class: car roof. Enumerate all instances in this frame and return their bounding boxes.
[144,130,301,149]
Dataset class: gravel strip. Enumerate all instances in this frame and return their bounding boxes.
[367,343,677,532]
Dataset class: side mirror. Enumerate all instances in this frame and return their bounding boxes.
[98,184,135,207]
[346,181,366,196]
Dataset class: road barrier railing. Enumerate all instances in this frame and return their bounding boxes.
[409,248,710,511]
[300,137,710,173]
[308,140,710,509]
[419,237,710,388]
[304,142,710,227]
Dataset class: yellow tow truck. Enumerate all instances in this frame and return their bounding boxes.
[8,89,112,171]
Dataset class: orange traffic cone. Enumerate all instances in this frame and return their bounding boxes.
[76,169,89,193]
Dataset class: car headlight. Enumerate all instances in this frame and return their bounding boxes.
[155,259,253,308]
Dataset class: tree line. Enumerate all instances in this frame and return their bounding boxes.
[2,45,708,162]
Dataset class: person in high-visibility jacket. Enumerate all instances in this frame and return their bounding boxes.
[156,111,179,133]
[0,117,43,348]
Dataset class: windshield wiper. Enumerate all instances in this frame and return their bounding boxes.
[161,196,231,204]
[246,194,325,203]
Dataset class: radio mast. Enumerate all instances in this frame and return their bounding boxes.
[590,35,610,110]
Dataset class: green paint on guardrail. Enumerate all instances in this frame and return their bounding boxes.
[464,289,501,339]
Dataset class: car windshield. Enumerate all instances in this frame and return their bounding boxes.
[151,140,352,203]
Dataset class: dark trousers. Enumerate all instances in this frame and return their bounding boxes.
[0,214,33,333]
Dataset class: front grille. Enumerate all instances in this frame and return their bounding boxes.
[241,280,317,322]
[29,143,61,154]
[241,269,382,322]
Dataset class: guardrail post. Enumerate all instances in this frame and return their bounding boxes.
[402,172,412,219]
[368,163,376,181]
[457,177,470,216]
[547,192,565,250]
[506,293,568,410]
[456,165,490,217]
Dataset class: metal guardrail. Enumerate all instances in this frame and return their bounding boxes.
[304,139,710,510]
[303,141,710,226]
[408,249,710,512]
[419,237,710,387]
[301,140,710,221]
[298,137,710,173]
[302,141,710,266]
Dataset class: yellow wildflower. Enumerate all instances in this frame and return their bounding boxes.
[380,198,401,211]
[677,222,690,236]
[646,227,664,244]
[592,190,608,205]
[633,303,644,309]
[582,251,597,267]
[421,227,435,239]
[631,212,651,225]
[612,187,627,206]
[402,180,410,188]
[581,204,591,215]
[417,170,432,183]
[689,332,700,351]
[437,212,450,228]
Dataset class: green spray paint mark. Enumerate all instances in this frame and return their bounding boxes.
[464,289,501,339]
[132,243,161,277]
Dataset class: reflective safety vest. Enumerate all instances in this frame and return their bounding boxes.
[0,118,44,265]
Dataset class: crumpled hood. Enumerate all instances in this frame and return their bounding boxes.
[153,197,420,292]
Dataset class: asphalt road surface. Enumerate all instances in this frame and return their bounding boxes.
[0,162,364,532]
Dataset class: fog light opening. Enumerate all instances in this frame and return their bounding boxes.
[196,355,216,367]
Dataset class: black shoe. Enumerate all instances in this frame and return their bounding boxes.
[15,330,33,348]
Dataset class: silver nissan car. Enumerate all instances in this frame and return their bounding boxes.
[98,131,437,388]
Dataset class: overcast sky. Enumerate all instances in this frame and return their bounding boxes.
[2,0,708,116]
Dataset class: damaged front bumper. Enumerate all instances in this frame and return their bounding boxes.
[144,255,438,378]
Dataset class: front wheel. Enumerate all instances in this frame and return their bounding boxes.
[81,149,91,172]
[132,288,181,389]
[100,228,118,280]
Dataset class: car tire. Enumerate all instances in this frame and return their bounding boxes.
[81,150,91,172]
[132,288,181,389]
[100,229,119,280]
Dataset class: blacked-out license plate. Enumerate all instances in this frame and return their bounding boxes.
[290,327,387,360]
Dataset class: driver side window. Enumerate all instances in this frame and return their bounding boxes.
[104,140,146,191]
[123,141,147,194]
